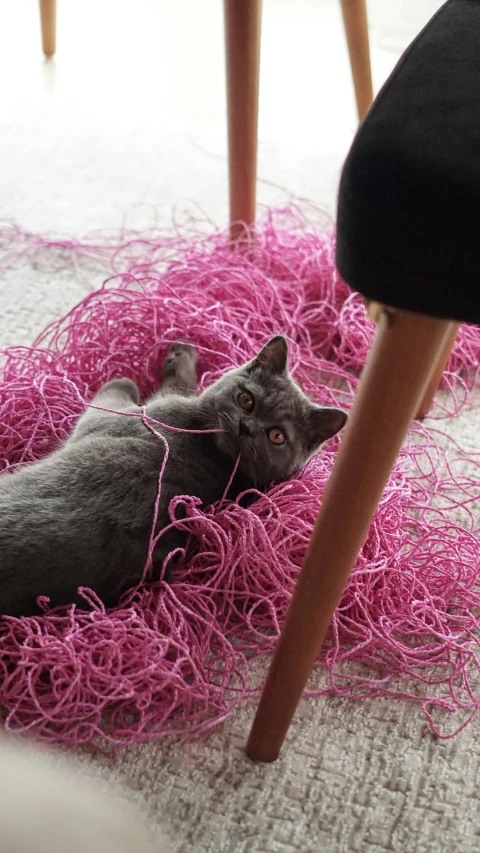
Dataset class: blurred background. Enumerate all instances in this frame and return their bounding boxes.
[0,0,443,234]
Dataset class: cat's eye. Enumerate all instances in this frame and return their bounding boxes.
[267,427,286,445]
[237,390,254,412]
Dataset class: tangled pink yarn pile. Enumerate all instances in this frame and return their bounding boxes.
[1,206,480,750]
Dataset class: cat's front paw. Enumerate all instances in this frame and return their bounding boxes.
[96,378,140,404]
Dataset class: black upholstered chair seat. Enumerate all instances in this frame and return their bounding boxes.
[336,0,480,325]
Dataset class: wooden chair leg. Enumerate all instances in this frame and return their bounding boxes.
[415,322,460,418]
[339,0,373,121]
[246,308,455,763]
[224,0,262,243]
[39,0,56,57]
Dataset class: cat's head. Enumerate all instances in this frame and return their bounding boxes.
[201,336,347,486]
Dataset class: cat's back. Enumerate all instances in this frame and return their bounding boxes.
[0,399,236,615]
[0,431,163,531]
[0,431,165,615]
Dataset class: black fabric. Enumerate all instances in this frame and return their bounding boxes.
[336,0,480,324]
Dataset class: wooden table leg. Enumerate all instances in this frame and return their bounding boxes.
[246,307,454,762]
[339,0,373,121]
[39,0,56,57]
[224,0,262,244]
[415,322,461,418]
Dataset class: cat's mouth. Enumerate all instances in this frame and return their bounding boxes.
[216,413,256,462]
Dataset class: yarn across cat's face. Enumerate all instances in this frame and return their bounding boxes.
[201,336,347,486]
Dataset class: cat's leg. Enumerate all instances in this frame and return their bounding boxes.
[89,378,140,408]
[153,341,198,398]
[69,379,140,442]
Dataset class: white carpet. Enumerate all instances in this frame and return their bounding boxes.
[2,1,479,851]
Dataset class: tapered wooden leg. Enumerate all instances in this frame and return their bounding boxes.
[415,323,460,419]
[39,0,56,57]
[339,0,373,121]
[246,308,454,762]
[224,0,262,243]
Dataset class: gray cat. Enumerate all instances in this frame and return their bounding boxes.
[0,336,347,617]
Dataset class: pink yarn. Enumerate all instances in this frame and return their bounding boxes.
[0,205,480,750]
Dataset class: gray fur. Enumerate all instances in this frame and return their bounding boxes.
[0,336,347,616]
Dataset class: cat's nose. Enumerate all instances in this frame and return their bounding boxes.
[238,419,252,437]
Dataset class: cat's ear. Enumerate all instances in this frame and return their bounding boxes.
[250,336,288,375]
[306,406,347,451]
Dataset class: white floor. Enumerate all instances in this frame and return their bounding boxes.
[0,0,442,238]
[4,2,480,852]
